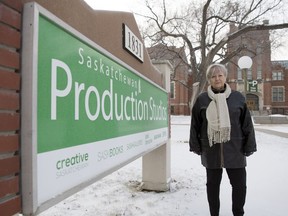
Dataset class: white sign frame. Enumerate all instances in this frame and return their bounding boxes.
[21,2,168,215]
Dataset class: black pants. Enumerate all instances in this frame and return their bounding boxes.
[206,168,247,216]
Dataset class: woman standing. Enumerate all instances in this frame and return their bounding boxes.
[189,63,257,216]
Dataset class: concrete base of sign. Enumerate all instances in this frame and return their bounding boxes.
[141,141,171,192]
[141,180,171,192]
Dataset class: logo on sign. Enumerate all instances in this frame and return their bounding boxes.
[248,80,258,92]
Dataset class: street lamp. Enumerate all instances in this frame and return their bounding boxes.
[238,56,252,98]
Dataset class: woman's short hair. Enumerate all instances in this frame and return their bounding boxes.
[206,63,228,81]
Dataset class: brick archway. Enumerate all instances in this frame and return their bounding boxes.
[246,94,259,111]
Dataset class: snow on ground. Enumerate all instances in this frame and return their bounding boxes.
[40,116,288,216]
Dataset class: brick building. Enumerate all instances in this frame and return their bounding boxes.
[227,22,288,115]
[147,22,288,116]
[270,60,288,115]
[148,44,191,115]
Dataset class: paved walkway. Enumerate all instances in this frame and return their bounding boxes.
[254,127,288,138]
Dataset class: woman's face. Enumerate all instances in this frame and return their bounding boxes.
[209,68,226,90]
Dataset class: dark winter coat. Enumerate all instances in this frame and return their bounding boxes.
[189,90,257,169]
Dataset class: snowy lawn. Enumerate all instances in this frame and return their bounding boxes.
[39,116,288,216]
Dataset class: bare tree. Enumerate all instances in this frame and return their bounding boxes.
[139,0,288,104]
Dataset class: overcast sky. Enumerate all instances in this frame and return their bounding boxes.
[83,0,144,12]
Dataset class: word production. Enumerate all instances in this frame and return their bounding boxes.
[51,58,167,122]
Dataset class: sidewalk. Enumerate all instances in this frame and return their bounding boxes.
[254,125,288,138]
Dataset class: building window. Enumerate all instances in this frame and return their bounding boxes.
[247,68,252,80]
[171,105,175,115]
[272,71,284,80]
[170,82,175,99]
[256,46,262,80]
[272,86,284,102]
[237,68,252,80]
[256,57,262,80]
[237,68,242,80]
[257,69,262,80]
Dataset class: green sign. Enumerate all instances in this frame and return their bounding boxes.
[22,4,168,214]
[248,80,258,92]
[38,15,168,153]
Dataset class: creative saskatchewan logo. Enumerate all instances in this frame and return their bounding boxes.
[55,152,89,178]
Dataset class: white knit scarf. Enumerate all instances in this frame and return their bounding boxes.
[206,84,231,146]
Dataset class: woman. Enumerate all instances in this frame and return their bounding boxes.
[189,63,257,216]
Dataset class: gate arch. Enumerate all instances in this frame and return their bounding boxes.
[246,94,259,111]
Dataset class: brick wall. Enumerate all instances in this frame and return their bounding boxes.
[0,0,22,215]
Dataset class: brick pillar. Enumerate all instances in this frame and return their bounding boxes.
[0,0,22,215]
